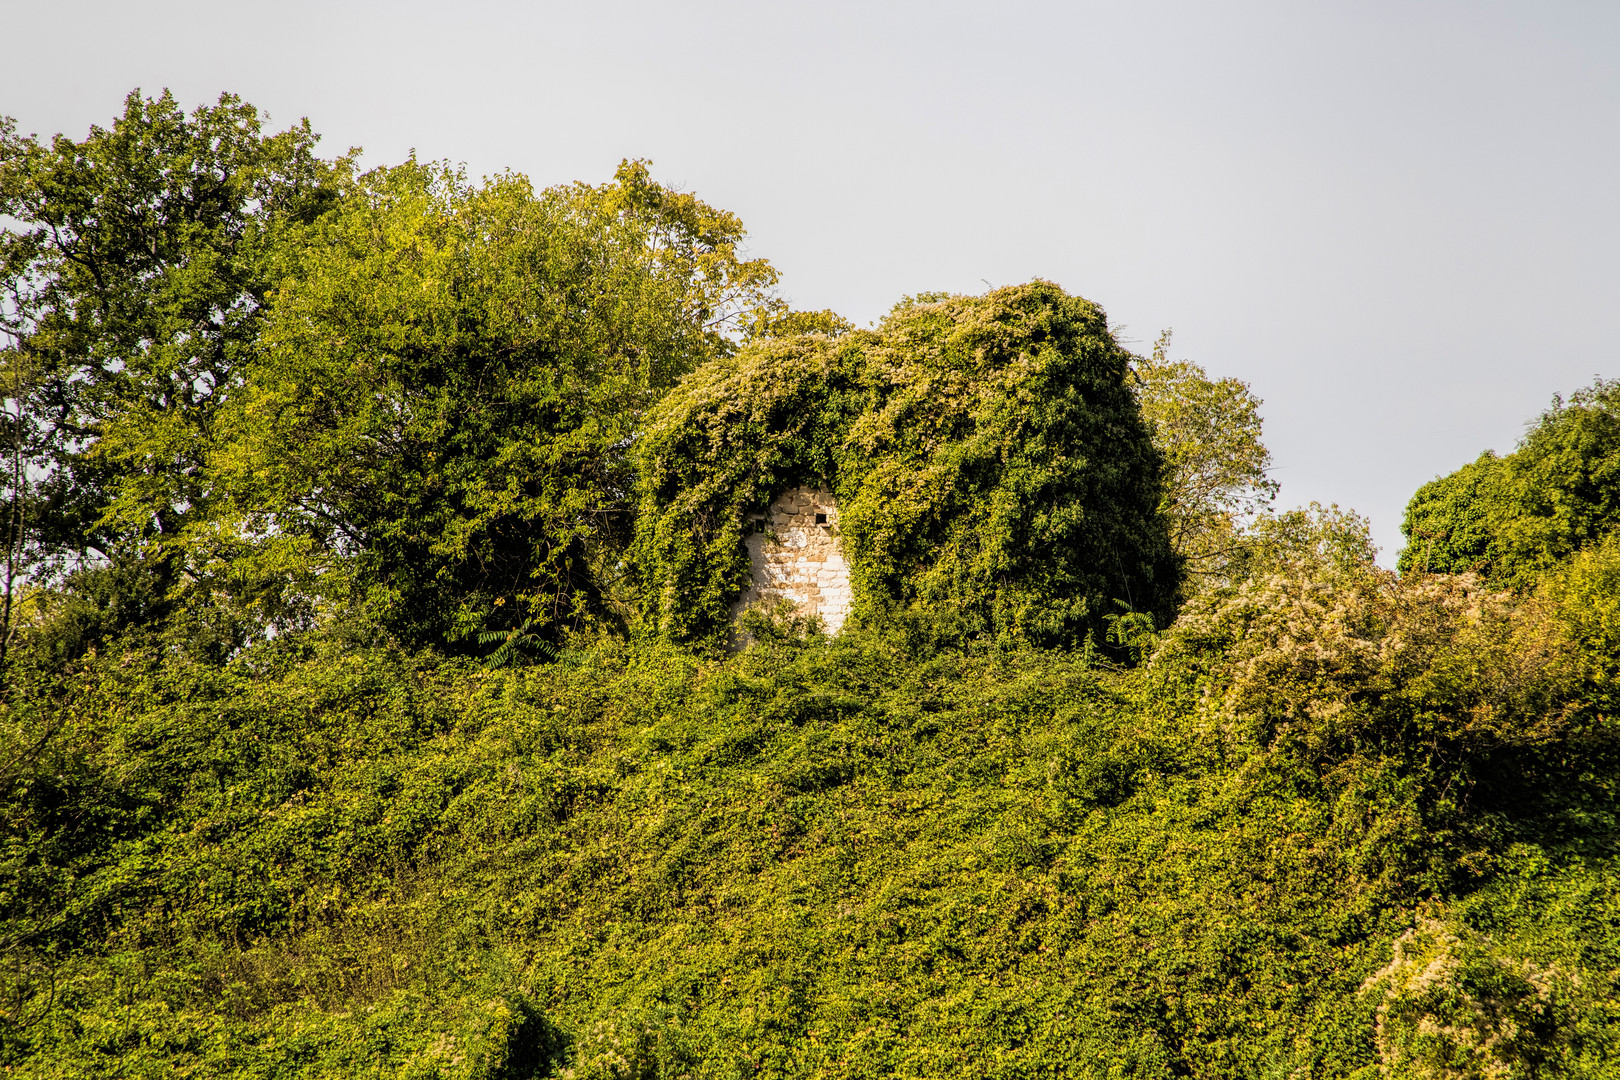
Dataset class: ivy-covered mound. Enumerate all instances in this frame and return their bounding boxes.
[633,282,1179,649]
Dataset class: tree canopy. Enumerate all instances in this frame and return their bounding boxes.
[1,91,781,666]
[1399,377,1620,585]
[0,90,344,670]
[1130,330,1278,590]
[215,157,778,651]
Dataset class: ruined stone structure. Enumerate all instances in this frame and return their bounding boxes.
[733,486,852,634]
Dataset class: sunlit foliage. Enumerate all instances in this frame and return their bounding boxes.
[634,282,1179,651]
[3,91,1619,1079]
[1131,330,1277,588]
[1400,377,1620,585]
[216,157,778,650]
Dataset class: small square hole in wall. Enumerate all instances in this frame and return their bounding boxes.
[815,513,827,525]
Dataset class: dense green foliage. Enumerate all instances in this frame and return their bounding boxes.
[1399,378,1620,585]
[215,157,777,650]
[0,90,344,675]
[4,91,1620,1078]
[634,283,1179,651]
[1,93,778,668]
[1130,330,1277,590]
[0,90,340,566]
[4,545,1618,1077]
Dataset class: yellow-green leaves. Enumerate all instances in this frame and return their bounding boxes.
[220,157,778,652]
[1131,330,1278,590]
[1399,377,1620,585]
[635,282,1179,652]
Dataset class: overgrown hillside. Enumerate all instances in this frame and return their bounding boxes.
[6,545,1619,1077]
[3,92,1619,1078]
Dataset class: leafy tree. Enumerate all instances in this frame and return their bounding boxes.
[217,158,778,650]
[1131,330,1278,589]
[0,347,45,692]
[1129,333,1374,599]
[1399,378,1620,585]
[634,281,1180,650]
[744,306,854,341]
[0,90,345,657]
[1222,501,1378,584]
[1398,450,1506,577]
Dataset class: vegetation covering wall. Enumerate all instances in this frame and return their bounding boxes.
[633,283,1179,650]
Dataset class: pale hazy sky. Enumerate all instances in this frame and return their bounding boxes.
[5,0,1616,561]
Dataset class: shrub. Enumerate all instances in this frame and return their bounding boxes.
[1399,379,1620,586]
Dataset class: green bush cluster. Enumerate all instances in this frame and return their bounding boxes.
[1399,378,1620,585]
[633,283,1179,651]
[4,547,1618,1075]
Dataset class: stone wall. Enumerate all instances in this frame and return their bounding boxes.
[733,486,852,634]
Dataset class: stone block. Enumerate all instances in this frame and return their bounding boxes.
[731,485,852,635]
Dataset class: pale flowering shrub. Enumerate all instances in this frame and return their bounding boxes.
[1152,565,1583,766]
[560,1009,693,1080]
[1142,561,1598,891]
[1361,917,1582,1079]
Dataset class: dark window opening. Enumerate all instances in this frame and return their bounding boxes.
[815,513,828,525]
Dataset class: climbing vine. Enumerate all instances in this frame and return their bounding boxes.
[632,281,1180,650]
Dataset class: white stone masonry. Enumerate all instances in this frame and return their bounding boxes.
[733,486,852,634]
